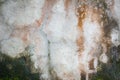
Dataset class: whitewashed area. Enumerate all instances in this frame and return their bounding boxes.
[0,0,120,80]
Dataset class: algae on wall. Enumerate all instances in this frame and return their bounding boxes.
[91,45,120,80]
[0,52,39,80]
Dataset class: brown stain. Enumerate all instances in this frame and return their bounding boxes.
[81,72,86,80]
[101,37,112,54]
[34,0,57,27]
[64,0,86,55]
[87,2,112,55]
[76,3,87,55]
[76,0,113,77]
[105,0,114,14]
[63,73,75,80]
[35,19,42,27]
[10,26,30,44]
[64,0,72,12]
[75,0,115,79]
[50,69,61,80]
[79,62,87,74]
[89,59,95,70]
[77,36,84,54]
[42,0,57,20]
[42,0,57,13]
[64,0,69,10]
[99,9,113,54]
[77,4,87,30]
[36,0,58,29]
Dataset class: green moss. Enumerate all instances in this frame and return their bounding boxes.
[91,45,120,80]
[0,53,39,80]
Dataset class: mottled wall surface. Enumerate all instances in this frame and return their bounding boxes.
[0,0,120,80]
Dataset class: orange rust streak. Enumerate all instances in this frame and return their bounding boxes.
[77,5,86,30]
[10,26,29,43]
[34,0,57,27]
[35,19,42,27]
[76,4,87,55]
[89,59,95,70]
[77,36,84,54]
[64,0,71,12]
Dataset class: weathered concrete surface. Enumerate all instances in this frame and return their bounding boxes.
[0,0,120,80]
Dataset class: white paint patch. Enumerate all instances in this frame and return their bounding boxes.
[0,18,12,41]
[1,0,45,27]
[50,42,80,80]
[111,28,120,46]
[28,30,50,79]
[43,0,66,42]
[43,0,80,79]
[99,53,108,63]
[81,13,102,62]
[0,37,26,57]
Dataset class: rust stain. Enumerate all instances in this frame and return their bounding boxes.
[37,0,57,28]
[89,59,95,70]
[10,26,30,44]
[77,4,87,30]
[34,19,42,27]
[79,62,87,74]
[41,0,57,19]
[77,36,84,54]
[64,0,71,12]
[34,0,57,27]
[76,3,87,56]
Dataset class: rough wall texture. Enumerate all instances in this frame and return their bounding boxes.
[0,0,120,80]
